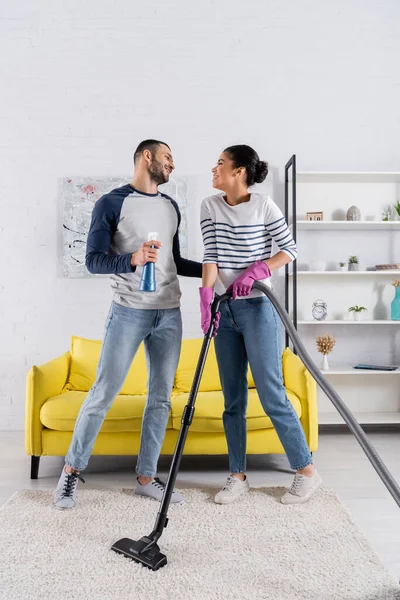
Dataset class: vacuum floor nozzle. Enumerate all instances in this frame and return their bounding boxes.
[111,536,167,571]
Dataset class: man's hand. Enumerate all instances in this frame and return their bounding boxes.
[131,240,162,267]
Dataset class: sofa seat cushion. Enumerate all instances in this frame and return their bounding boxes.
[171,389,301,433]
[40,391,172,432]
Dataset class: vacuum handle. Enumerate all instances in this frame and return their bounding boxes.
[205,291,232,339]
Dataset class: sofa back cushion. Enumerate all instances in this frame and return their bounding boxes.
[64,336,148,395]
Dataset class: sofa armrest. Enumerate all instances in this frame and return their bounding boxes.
[282,348,318,451]
[25,352,71,456]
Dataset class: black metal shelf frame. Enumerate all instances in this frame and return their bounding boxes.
[284,154,297,350]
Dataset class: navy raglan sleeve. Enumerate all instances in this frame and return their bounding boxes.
[85,193,135,275]
[167,197,202,278]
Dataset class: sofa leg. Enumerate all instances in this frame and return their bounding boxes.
[31,456,40,479]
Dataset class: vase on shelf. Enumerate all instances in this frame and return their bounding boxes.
[392,287,400,321]
[348,263,359,271]
[321,354,329,370]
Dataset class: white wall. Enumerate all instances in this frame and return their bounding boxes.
[1,0,400,429]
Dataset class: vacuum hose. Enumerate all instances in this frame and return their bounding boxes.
[215,282,400,509]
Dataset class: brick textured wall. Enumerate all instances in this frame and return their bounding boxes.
[1,0,400,429]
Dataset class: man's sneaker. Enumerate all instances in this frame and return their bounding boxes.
[214,475,249,504]
[135,477,184,504]
[281,469,322,505]
[54,466,85,510]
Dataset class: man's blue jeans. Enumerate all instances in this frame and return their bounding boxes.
[214,296,312,473]
[66,301,182,477]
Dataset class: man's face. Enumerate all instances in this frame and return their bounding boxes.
[148,144,175,184]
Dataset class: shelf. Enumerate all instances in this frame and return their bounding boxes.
[298,320,400,325]
[319,412,400,426]
[290,270,400,276]
[296,171,400,183]
[294,220,400,230]
[319,366,400,375]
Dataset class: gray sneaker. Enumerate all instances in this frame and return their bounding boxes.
[135,477,184,504]
[54,466,85,510]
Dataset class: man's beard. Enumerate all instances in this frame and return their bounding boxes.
[149,158,169,185]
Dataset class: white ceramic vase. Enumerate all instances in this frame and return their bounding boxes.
[321,354,329,370]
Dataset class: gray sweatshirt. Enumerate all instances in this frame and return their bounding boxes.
[85,184,201,309]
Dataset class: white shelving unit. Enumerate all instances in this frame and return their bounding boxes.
[291,271,400,276]
[291,170,400,427]
[296,220,400,230]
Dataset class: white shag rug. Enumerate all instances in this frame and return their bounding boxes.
[0,487,399,600]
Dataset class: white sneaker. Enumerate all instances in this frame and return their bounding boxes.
[54,466,85,510]
[281,469,322,504]
[214,475,249,504]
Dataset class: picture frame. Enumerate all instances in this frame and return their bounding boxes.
[306,211,324,221]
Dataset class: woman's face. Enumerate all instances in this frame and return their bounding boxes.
[212,152,240,190]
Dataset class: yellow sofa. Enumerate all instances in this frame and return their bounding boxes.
[25,336,318,478]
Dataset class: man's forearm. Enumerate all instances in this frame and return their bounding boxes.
[85,251,135,275]
[175,256,202,277]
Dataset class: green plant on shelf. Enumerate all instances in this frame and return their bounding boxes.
[393,201,400,217]
[348,256,359,264]
[348,305,367,313]
[339,262,345,267]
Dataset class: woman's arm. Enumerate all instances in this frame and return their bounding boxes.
[202,263,219,288]
[264,250,292,272]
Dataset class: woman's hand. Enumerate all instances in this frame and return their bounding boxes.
[227,260,271,300]
[199,287,220,336]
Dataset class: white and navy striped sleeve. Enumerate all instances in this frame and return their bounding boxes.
[200,200,218,264]
[264,198,298,261]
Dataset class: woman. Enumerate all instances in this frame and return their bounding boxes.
[199,145,321,505]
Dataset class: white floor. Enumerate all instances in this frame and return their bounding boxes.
[1,430,399,582]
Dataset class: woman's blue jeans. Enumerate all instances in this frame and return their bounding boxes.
[214,296,312,473]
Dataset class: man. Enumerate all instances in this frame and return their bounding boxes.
[54,140,201,509]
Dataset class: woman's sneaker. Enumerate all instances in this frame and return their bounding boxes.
[214,475,249,504]
[54,467,85,510]
[281,469,322,504]
[135,477,184,504]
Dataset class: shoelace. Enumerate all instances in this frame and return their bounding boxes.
[288,474,304,495]
[62,472,85,498]
[223,477,238,492]
[152,477,167,491]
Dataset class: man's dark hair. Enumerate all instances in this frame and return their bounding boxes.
[134,139,171,164]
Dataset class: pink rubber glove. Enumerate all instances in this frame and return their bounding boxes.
[199,287,220,336]
[227,260,271,300]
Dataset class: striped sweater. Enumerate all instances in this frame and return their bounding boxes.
[200,192,297,297]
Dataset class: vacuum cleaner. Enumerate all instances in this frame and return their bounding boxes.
[111,281,400,570]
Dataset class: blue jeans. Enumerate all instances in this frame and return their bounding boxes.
[66,301,182,477]
[214,296,312,473]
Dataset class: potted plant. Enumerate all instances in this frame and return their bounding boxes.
[339,261,346,272]
[348,305,368,321]
[393,201,400,221]
[348,255,359,271]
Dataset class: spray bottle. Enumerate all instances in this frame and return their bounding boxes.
[139,232,158,292]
